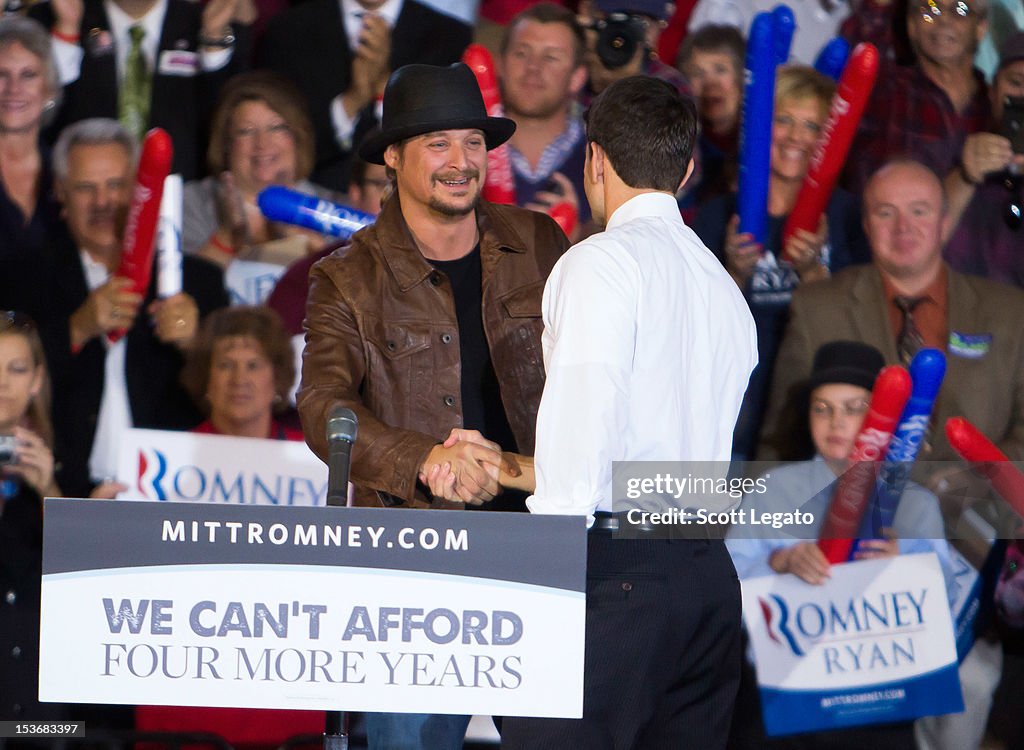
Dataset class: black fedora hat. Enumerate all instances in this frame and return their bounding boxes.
[358,63,516,165]
[808,340,885,393]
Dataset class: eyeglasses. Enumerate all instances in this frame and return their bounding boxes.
[810,399,870,420]
[1,310,36,333]
[919,0,976,22]
[773,113,823,137]
[232,123,293,142]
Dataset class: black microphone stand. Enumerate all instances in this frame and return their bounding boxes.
[323,408,357,750]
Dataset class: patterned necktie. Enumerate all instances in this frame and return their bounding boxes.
[119,25,150,142]
[894,295,925,365]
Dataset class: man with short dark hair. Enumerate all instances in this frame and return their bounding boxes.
[498,75,757,748]
[297,62,568,750]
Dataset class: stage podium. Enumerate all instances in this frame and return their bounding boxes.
[38,500,586,740]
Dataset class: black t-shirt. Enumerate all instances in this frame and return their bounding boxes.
[429,246,524,512]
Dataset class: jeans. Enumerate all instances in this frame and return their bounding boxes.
[364,712,470,750]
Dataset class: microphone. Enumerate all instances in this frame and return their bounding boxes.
[326,406,358,507]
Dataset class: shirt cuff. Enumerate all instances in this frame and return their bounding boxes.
[526,494,596,528]
[330,94,358,151]
[200,46,233,72]
[52,37,83,86]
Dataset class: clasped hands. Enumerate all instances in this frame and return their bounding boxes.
[769,532,899,585]
[419,428,536,505]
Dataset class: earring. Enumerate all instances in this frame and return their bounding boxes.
[43,99,56,112]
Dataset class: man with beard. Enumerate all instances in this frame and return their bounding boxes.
[297,62,568,750]
[845,0,992,193]
[499,3,592,232]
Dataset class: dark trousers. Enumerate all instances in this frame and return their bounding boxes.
[501,534,742,749]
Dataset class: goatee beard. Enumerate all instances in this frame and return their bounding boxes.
[429,194,480,217]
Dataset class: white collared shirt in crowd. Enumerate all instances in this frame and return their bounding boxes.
[78,250,133,485]
[51,0,233,88]
[527,192,758,525]
[330,0,404,149]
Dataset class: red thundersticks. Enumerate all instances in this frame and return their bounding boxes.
[783,43,879,255]
[109,128,173,343]
[462,44,516,205]
[818,365,911,563]
[947,417,1024,520]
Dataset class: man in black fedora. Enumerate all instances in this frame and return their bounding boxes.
[297,62,569,749]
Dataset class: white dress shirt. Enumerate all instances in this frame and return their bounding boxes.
[329,0,404,149]
[79,251,133,484]
[527,192,758,524]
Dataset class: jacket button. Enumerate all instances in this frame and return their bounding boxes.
[441,333,452,344]
[443,395,456,407]
[4,590,14,605]
[10,646,20,659]
[621,582,633,592]
[429,271,443,286]
[386,341,396,351]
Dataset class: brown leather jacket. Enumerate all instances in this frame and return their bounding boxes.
[297,193,570,508]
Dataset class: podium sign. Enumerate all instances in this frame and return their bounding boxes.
[40,500,586,718]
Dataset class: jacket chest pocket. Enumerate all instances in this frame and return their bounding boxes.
[364,321,433,415]
[500,281,546,396]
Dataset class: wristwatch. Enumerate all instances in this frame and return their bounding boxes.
[199,27,235,48]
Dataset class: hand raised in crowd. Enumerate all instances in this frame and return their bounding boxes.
[149,293,200,349]
[5,426,58,499]
[769,541,831,585]
[69,276,144,349]
[213,171,258,250]
[524,172,583,242]
[851,529,900,561]
[724,214,761,289]
[201,0,243,38]
[419,428,505,505]
[960,132,1024,184]
[784,214,829,282]
[51,0,83,39]
[344,13,392,116]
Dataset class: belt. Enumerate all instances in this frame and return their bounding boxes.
[590,511,726,539]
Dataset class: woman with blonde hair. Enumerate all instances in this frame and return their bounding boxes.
[693,65,872,461]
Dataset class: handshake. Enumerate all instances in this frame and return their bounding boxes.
[418,428,536,505]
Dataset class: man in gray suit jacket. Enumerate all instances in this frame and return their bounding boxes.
[759,159,1024,474]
